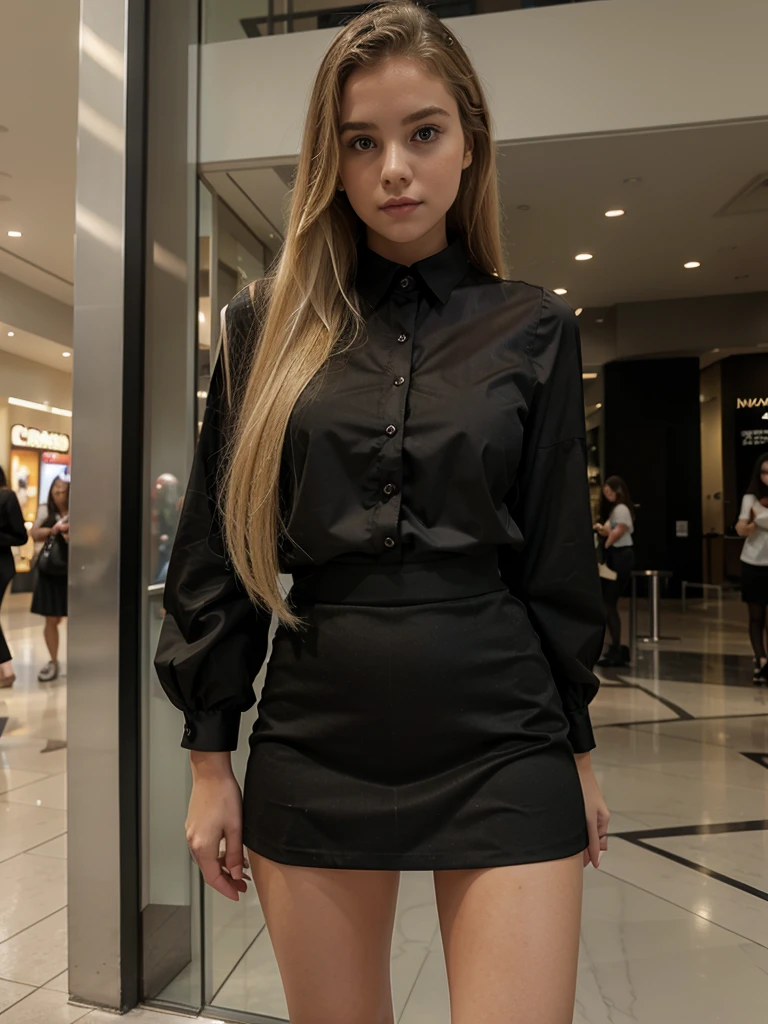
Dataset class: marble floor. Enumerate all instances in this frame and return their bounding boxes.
[1,590,767,1022]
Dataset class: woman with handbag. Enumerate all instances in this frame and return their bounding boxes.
[735,451,768,684]
[30,477,70,682]
[0,465,28,688]
[594,476,635,667]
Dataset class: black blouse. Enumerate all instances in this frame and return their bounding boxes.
[155,237,605,754]
[0,488,27,553]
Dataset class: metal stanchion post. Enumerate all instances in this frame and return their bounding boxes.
[630,573,638,659]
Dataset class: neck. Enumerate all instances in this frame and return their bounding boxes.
[365,220,449,267]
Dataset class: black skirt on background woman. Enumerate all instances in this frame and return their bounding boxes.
[31,570,68,618]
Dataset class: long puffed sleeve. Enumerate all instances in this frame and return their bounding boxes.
[499,290,605,753]
[0,491,28,547]
[154,286,272,751]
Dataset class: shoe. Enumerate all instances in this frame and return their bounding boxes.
[754,658,766,681]
[37,660,59,683]
[597,646,622,667]
[618,644,631,666]
[756,662,768,686]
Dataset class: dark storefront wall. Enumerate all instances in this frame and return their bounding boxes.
[603,358,703,596]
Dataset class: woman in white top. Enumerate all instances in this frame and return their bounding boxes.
[735,451,768,683]
[594,476,636,667]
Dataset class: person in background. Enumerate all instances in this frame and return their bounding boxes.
[594,475,636,667]
[0,466,28,688]
[735,451,768,684]
[30,477,70,682]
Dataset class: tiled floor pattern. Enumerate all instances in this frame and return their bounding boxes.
[1,591,767,1022]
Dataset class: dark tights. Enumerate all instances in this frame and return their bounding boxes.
[604,600,622,649]
[747,602,767,662]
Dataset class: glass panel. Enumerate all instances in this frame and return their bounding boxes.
[202,0,602,43]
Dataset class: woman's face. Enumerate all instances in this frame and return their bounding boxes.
[760,462,768,484]
[337,57,472,257]
[51,482,68,511]
[603,484,617,503]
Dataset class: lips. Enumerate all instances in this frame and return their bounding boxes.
[380,198,421,209]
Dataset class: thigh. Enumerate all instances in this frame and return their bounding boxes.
[248,850,400,1024]
[434,854,583,1024]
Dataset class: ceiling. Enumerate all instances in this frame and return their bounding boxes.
[0,1,79,307]
[207,119,768,312]
[0,320,73,373]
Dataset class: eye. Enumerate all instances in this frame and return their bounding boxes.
[350,136,375,151]
[414,125,441,143]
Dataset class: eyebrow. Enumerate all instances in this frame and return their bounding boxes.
[338,105,451,134]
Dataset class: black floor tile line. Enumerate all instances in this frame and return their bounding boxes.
[613,820,768,903]
[596,711,768,730]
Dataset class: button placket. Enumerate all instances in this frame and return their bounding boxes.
[377,293,418,551]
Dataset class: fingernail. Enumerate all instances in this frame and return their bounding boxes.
[231,865,242,880]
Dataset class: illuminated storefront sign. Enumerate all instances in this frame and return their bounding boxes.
[10,423,71,453]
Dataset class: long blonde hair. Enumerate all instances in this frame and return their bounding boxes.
[222,0,506,628]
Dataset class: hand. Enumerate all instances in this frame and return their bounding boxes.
[186,753,250,901]
[575,753,610,869]
[51,522,61,536]
[744,522,757,536]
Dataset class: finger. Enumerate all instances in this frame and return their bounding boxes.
[587,817,601,869]
[224,826,244,881]
[199,855,242,901]
[217,855,247,894]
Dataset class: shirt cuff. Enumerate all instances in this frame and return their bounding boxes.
[180,710,241,751]
[565,707,596,754]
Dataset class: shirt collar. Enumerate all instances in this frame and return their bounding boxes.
[355,235,470,308]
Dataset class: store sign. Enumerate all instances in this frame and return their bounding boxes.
[736,397,768,408]
[10,424,70,453]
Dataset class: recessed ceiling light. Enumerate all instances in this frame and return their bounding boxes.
[595,318,605,324]
[62,351,71,358]
[575,253,593,261]
[582,372,598,380]
[605,209,625,218]
[712,348,720,353]
[553,288,568,295]
[684,261,701,269]
[596,403,603,409]
[623,177,642,185]
[517,204,531,212]
[7,230,21,238]
[7,331,14,337]
[575,308,583,316]
[198,310,206,324]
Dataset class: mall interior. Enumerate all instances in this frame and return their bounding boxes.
[0,0,767,1021]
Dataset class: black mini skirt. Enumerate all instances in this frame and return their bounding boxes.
[242,553,588,870]
[740,560,768,604]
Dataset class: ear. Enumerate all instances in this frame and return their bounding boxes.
[462,139,473,171]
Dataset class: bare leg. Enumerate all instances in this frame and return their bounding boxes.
[249,850,400,1024]
[434,854,583,1024]
[44,617,61,662]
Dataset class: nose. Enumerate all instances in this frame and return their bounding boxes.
[380,141,413,188]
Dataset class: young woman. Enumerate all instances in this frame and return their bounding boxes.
[30,477,69,682]
[0,466,28,688]
[156,4,609,1021]
[736,451,768,683]
[594,475,636,668]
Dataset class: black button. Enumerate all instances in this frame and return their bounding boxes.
[385,424,397,436]
[399,276,412,289]
[383,483,395,495]
[397,333,407,343]
[384,536,396,548]
[394,376,405,387]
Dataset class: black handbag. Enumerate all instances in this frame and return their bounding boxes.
[38,532,69,577]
